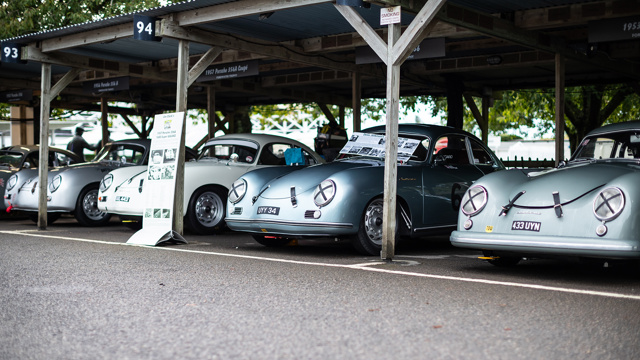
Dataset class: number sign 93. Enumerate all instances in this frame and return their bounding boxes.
[1,43,24,63]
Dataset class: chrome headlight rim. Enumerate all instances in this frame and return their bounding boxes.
[49,175,62,193]
[313,179,336,208]
[461,185,488,217]
[6,174,18,191]
[99,174,113,192]
[593,186,625,222]
[228,178,247,204]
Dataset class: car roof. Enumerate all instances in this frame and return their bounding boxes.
[204,133,305,146]
[363,123,480,140]
[1,144,76,154]
[586,120,640,136]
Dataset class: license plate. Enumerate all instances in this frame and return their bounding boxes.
[257,206,280,215]
[511,221,541,232]
[115,196,130,202]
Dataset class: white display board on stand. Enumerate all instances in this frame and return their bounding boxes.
[127,112,187,246]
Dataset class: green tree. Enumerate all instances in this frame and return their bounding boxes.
[0,1,168,39]
[0,0,172,120]
[432,84,640,153]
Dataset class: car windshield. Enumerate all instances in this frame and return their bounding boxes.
[571,131,640,161]
[93,143,147,165]
[199,139,259,164]
[0,151,25,168]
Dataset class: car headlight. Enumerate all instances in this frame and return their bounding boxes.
[49,175,62,193]
[461,185,488,217]
[313,179,336,207]
[100,174,113,192]
[593,187,624,221]
[6,174,18,191]
[228,178,247,204]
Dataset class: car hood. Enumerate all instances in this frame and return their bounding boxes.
[260,157,383,197]
[510,161,637,206]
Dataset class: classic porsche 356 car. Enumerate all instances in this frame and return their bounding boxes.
[9,139,152,226]
[225,124,504,255]
[450,121,640,266]
[97,133,323,234]
[2,145,82,214]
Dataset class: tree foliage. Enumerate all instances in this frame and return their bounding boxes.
[431,84,640,153]
[0,0,167,39]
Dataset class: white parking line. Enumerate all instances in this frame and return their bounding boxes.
[3,229,640,301]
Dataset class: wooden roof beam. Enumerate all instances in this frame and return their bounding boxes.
[435,2,640,80]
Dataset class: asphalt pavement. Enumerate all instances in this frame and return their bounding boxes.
[1,214,639,360]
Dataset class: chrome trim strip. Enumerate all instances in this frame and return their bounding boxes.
[413,224,456,232]
[226,218,352,229]
[452,236,635,252]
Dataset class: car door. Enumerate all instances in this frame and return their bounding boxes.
[420,134,486,229]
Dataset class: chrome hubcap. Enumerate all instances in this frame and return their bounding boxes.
[363,199,384,246]
[83,189,106,220]
[195,191,223,227]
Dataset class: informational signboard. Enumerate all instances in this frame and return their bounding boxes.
[0,89,33,103]
[339,132,420,162]
[127,112,187,246]
[589,16,640,43]
[196,60,259,82]
[381,6,401,25]
[82,77,130,94]
[356,38,445,64]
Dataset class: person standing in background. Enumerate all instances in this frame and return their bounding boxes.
[67,127,96,163]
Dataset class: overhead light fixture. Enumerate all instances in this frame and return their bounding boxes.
[336,0,371,8]
[486,55,502,65]
[259,12,274,20]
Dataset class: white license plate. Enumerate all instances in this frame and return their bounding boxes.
[511,221,541,232]
[257,206,280,215]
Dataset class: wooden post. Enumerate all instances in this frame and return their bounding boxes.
[555,54,565,166]
[352,72,361,132]
[207,86,216,142]
[101,98,109,148]
[381,23,401,261]
[173,39,189,235]
[37,63,52,230]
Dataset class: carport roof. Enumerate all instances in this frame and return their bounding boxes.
[1,0,639,114]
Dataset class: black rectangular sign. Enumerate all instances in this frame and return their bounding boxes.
[589,16,640,43]
[0,89,33,102]
[196,60,259,82]
[83,76,129,94]
[356,38,445,64]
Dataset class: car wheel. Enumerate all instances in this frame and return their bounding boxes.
[483,251,521,267]
[74,186,111,226]
[252,235,291,247]
[352,198,398,256]
[186,186,226,235]
[27,212,62,224]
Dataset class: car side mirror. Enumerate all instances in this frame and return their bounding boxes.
[23,162,31,169]
[228,153,239,165]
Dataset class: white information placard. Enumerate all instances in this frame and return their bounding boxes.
[339,132,420,162]
[380,6,401,25]
[127,112,187,246]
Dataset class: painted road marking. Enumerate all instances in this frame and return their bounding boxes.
[3,230,640,301]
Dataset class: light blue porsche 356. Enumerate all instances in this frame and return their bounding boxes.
[226,124,504,255]
[451,121,640,266]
